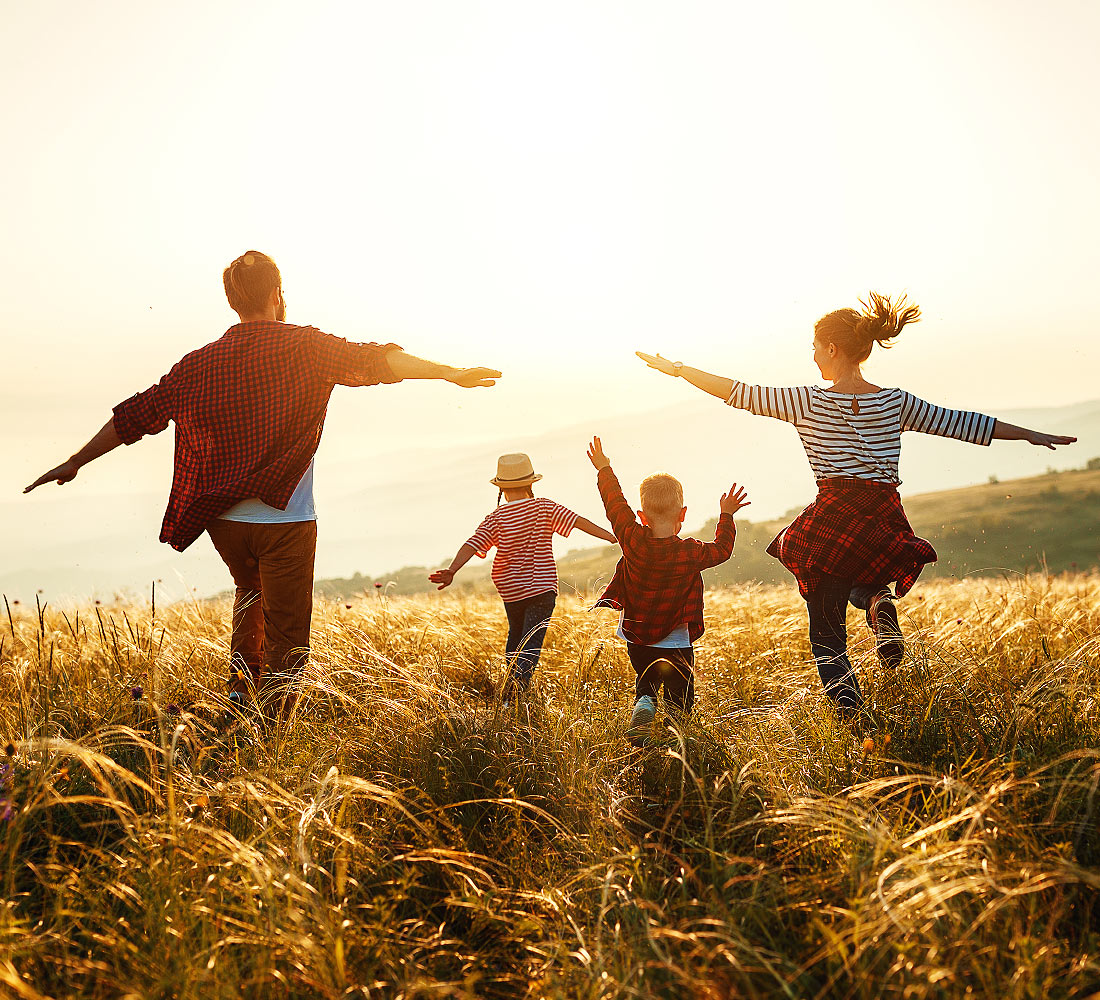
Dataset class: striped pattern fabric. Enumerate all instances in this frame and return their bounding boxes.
[725,383,996,483]
[466,498,579,602]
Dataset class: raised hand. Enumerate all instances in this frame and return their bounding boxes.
[635,352,680,377]
[587,436,610,471]
[428,568,455,590]
[720,483,750,516]
[24,459,80,493]
[450,367,502,389]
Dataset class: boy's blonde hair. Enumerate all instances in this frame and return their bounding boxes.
[639,473,684,519]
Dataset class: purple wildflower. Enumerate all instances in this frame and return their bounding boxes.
[131,686,144,701]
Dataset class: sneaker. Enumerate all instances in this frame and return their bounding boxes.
[866,593,904,669]
[628,696,657,747]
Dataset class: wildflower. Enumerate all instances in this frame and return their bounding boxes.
[862,737,875,754]
[165,704,180,716]
[374,582,382,589]
[883,733,892,748]
[131,686,144,701]
[345,604,352,609]
[3,743,14,759]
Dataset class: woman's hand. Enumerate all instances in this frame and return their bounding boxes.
[586,436,611,471]
[1027,430,1077,450]
[635,352,680,377]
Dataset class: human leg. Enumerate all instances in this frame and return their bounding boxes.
[658,646,696,717]
[850,584,905,669]
[501,591,556,696]
[253,521,318,715]
[206,519,264,699]
[805,575,864,715]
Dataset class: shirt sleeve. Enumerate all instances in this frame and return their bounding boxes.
[596,466,640,544]
[466,513,497,557]
[692,513,736,569]
[725,382,811,424]
[305,328,403,387]
[899,391,996,446]
[112,368,178,444]
[550,503,578,537]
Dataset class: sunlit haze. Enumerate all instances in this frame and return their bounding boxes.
[4,1,1099,599]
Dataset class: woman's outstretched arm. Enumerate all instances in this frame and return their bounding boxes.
[991,420,1077,450]
[636,352,733,400]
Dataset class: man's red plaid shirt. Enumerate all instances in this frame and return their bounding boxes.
[593,465,736,646]
[112,321,401,551]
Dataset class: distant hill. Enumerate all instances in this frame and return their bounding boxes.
[316,463,1100,599]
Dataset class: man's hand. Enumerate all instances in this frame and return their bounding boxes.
[635,352,680,377]
[449,367,502,389]
[25,459,80,493]
[720,483,750,516]
[429,568,456,590]
[587,436,611,471]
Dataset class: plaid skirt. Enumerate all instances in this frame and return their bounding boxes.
[766,477,937,599]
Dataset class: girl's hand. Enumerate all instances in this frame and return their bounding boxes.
[587,436,611,470]
[25,459,80,493]
[429,568,455,590]
[1027,430,1077,450]
[636,352,681,377]
[719,483,750,516]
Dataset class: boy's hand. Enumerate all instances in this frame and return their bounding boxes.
[586,436,611,471]
[720,483,750,516]
[25,459,80,493]
[429,568,455,590]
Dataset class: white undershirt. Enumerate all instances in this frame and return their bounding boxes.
[616,616,692,648]
[219,457,317,523]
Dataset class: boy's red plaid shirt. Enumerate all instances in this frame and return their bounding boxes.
[112,321,401,551]
[594,466,735,646]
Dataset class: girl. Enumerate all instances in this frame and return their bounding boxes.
[430,453,617,701]
[637,293,1076,716]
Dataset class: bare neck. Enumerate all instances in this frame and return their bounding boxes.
[828,361,880,395]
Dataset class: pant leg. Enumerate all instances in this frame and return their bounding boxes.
[805,574,864,713]
[251,521,318,706]
[207,519,265,695]
[626,643,664,700]
[502,591,556,692]
[659,646,696,715]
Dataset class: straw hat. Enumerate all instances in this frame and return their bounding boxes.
[490,453,543,488]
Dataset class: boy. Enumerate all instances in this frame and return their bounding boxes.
[585,436,749,744]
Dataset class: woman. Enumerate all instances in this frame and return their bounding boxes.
[638,293,1076,716]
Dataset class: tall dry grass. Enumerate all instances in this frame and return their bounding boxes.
[1,576,1098,998]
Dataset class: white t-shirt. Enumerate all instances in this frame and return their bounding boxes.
[616,616,692,648]
[219,458,317,523]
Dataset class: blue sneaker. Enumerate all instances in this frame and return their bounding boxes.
[628,696,657,747]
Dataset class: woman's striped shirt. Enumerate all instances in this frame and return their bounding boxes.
[725,383,997,484]
[466,497,579,603]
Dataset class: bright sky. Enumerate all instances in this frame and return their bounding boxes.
[3,0,1099,592]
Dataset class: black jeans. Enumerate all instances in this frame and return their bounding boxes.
[626,643,695,715]
[804,575,881,714]
[502,590,557,694]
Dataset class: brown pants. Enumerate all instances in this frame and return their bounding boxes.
[206,519,317,705]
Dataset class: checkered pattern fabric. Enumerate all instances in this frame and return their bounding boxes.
[593,465,736,646]
[766,477,936,598]
[112,321,401,551]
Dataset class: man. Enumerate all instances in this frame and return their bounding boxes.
[25,250,500,716]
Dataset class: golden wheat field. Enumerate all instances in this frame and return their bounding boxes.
[1,576,1099,999]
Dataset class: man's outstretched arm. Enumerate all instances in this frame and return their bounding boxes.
[24,418,122,492]
[384,349,501,388]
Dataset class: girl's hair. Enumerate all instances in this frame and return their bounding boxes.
[223,251,282,318]
[497,485,535,506]
[815,292,921,363]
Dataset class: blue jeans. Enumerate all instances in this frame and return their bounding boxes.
[502,590,557,695]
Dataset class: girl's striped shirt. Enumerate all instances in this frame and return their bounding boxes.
[466,497,579,603]
[725,383,996,484]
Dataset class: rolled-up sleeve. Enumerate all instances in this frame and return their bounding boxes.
[112,372,176,444]
[306,329,403,387]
